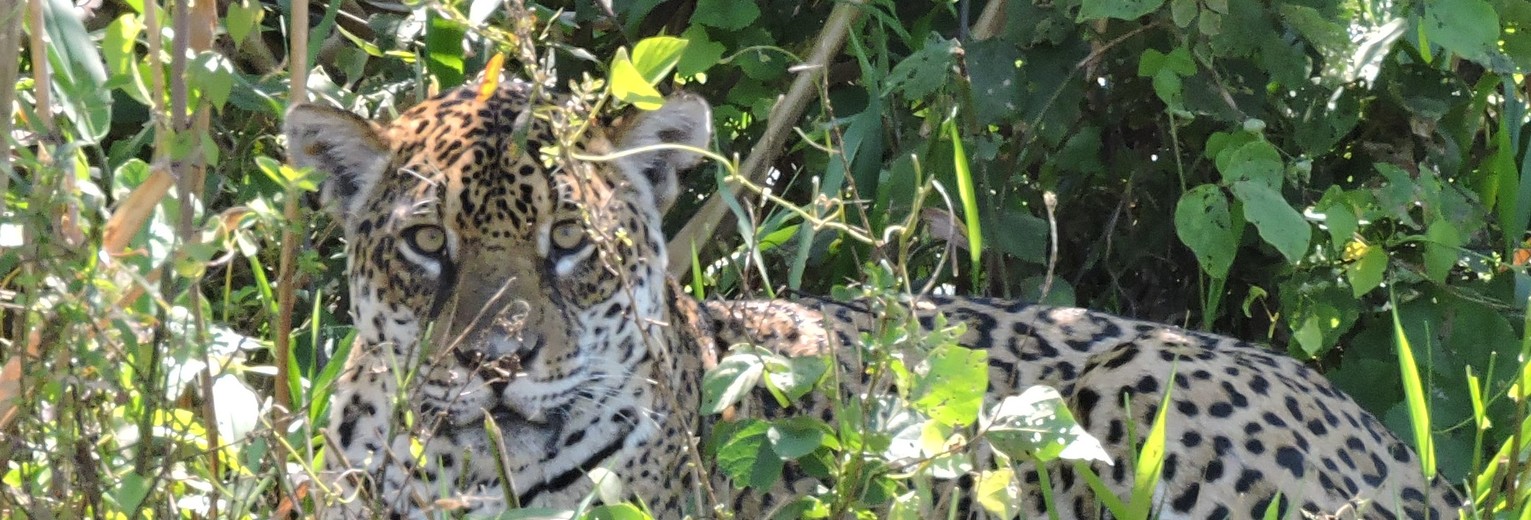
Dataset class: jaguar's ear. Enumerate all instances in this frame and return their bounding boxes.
[283,104,391,222]
[615,93,712,214]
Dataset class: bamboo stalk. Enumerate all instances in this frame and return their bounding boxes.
[186,0,221,514]
[274,0,312,434]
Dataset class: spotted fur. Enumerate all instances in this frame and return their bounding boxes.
[285,80,1465,519]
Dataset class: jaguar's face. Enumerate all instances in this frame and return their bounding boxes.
[284,81,711,423]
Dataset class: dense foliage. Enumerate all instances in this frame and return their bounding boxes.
[2,0,1530,516]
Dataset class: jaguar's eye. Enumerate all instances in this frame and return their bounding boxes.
[403,225,448,256]
[550,220,587,252]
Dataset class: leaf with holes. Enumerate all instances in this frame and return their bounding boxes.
[1175,184,1241,279]
[983,386,1111,463]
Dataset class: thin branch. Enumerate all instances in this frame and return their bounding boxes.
[665,0,866,278]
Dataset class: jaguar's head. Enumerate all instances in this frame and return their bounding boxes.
[284,81,711,425]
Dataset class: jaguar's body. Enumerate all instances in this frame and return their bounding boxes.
[285,80,1465,519]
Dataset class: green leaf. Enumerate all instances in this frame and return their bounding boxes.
[1230,181,1310,263]
[690,0,760,30]
[1175,184,1240,279]
[256,156,323,192]
[886,35,957,99]
[1077,0,1165,21]
[1150,71,1185,112]
[424,11,467,88]
[189,52,234,111]
[767,416,827,460]
[1423,220,1461,283]
[1317,190,1359,250]
[1423,0,1500,64]
[1345,243,1387,297]
[1218,140,1283,189]
[716,419,783,489]
[974,468,1022,518]
[587,504,651,520]
[763,353,828,404]
[1137,47,1194,77]
[701,350,765,414]
[676,25,725,77]
[965,39,1021,126]
[982,386,1110,463]
[111,472,150,511]
[912,343,987,427]
[1169,0,1196,27]
[610,55,666,110]
[103,15,151,105]
[630,36,688,85]
[225,0,263,47]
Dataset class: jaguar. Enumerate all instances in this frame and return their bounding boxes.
[284,78,1466,519]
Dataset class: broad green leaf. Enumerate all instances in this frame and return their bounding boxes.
[587,504,651,520]
[255,156,323,192]
[965,39,1021,126]
[1230,181,1310,263]
[716,419,783,489]
[889,489,927,520]
[610,56,666,110]
[690,0,760,30]
[1077,0,1165,21]
[1170,0,1196,27]
[111,472,151,511]
[424,12,467,88]
[886,35,957,99]
[763,353,828,404]
[1137,47,1194,77]
[975,468,1022,519]
[1343,241,1387,297]
[1423,220,1461,283]
[189,52,234,111]
[677,25,725,76]
[1150,71,1186,113]
[983,386,1111,463]
[1423,0,1500,64]
[1317,187,1359,249]
[630,37,688,85]
[1175,184,1240,279]
[912,343,987,427]
[1218,140,1283,189]
[767,416,827,460]
[701,350,765,414]
[225,0,263,47]
[103,15,151,105]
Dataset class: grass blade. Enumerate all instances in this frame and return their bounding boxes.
[1389,289,1436,478]
[944,117,983,287]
